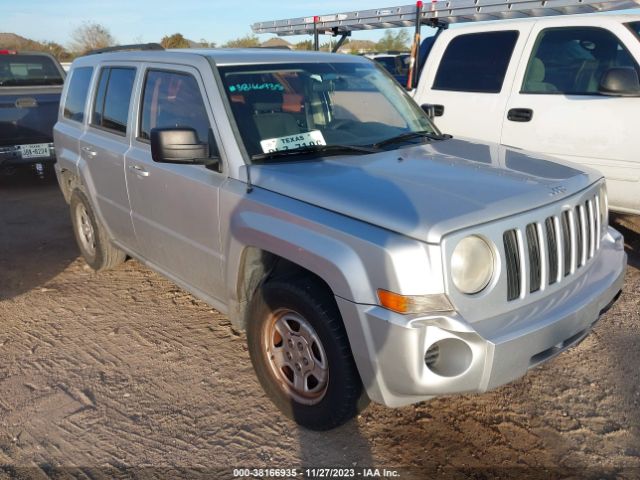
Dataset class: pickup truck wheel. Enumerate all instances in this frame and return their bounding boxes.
[247,277,367,430]
[69,189,125,271]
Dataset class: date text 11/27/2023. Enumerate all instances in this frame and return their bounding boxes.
[232,467,401,478]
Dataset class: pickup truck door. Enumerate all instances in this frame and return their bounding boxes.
[80,65,138,250]
[500,21,640,214]
[414,25,529,143]
[124,64,226,300]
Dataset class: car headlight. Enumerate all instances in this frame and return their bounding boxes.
[451,235,495,294]
[598,183,608,233]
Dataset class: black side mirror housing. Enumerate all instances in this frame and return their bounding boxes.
[598,67,640,97]
[150,128,219,169]
[421,103,444,118]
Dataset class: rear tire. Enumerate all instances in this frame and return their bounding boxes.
[247,276,368,430]
[69,189,125,271]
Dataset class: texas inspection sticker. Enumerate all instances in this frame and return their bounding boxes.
[260,130,326,153]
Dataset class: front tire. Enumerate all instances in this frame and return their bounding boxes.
[69,189,125,271]
[247,276,368,430]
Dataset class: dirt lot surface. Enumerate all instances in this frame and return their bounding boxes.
[0,170,639,479]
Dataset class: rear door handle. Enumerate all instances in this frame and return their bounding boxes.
[128,165,150,177]
[81,146,97,157]
[507,108,533,122]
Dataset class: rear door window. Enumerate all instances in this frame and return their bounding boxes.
[522,27,640,95]
[91,67,136,135]
[433,31,519,93]
[63,67,93,123]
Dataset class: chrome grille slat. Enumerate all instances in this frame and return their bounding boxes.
[537,222,548,290]
[502,190,602,302]
[553,215,563,285]
[526,223,542,293]
[544,217,558,286]
[587,199,596,259]
[503,229,521,301]
[594,194,601,250]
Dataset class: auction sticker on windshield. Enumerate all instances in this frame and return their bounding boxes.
[260,130,326,153]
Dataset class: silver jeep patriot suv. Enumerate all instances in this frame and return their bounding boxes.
[54,45,626,430]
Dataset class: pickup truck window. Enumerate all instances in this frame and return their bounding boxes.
[627,21,640,40]
[63,67,93,123]
[432,31,519,93]
[0,54,63,87]
[139,70,211,145]
[522,27,639,95]
[218,61,435,158]
[91,67,136,135]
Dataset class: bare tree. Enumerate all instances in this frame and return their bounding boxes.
[69,22,116,54]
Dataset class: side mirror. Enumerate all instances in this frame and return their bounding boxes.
[150,128,217,167]
[598,67,640,97]
[421,103,444,118]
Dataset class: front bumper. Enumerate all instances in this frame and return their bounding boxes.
[0,143,56,167]
[337,227,626,407]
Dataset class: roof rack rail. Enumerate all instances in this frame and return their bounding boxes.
[86,43,164,56]
[252,0,640,36]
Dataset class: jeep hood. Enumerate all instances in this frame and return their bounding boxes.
[247,138,601,244]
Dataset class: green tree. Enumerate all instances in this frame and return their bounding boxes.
[222,34,260,48]
[295,39,314,51]
[375,29,410,52]
[160,33,190,49]
[69,22,116,54]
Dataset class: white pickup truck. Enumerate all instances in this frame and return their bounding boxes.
[254,0,640,215]
[414,13,640,216]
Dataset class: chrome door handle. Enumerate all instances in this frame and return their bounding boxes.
[81,146,97,157]
[128,164,150,177]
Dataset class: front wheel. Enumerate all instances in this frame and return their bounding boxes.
[247,277,368,430]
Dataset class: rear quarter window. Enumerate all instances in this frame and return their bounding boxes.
[63,67,94,123]
[433,30,519,93]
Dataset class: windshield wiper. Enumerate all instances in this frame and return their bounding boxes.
[372,130,448,149]
[251,144,378,162]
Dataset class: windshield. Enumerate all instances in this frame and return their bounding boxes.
[218,61,438,160]
[0,54,64,87]
[627,21,640,41]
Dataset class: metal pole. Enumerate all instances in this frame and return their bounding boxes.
[409,1,423,89]
[313,16,320,51]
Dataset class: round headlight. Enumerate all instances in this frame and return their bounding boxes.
[451,236,494,294]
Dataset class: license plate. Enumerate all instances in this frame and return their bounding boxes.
[20,143,50,159]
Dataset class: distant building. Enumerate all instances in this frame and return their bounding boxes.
[337,39,377,54]
[260,38,293,50]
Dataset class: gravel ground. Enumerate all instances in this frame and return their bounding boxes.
[0,170,639,479]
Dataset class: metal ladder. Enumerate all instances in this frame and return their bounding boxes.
[252,0,640,36]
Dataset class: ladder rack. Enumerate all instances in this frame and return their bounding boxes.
[252,0,640,36]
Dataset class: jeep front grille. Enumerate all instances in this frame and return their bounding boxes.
[503,193,601,301]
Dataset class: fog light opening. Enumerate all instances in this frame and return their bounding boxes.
[424,338,473,377]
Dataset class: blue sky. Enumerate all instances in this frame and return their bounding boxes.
[3,0,414,47]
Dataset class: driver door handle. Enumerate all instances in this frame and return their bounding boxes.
[507,108,533,122]
[128,164,150,177]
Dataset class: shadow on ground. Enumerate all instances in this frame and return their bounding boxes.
[0,167,78,300]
